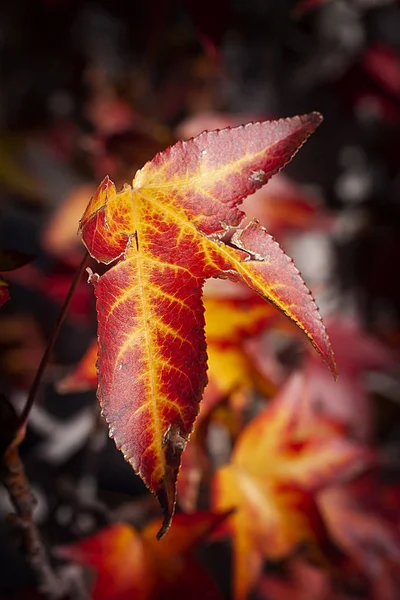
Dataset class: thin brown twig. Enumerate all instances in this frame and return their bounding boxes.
[3,442,64,598]
[2,251,91,598]
[0,398,62,595]
[18,251,89,429]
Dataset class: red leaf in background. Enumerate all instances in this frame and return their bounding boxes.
[250,316,397,440]
[80,114,335,537]
[57,512,227,600]
[213,372,373,599]
[318,484,400,593]
[362,45,400,99]
[0,277,10,308]
[303,317,396,440]
[42,270,93,320]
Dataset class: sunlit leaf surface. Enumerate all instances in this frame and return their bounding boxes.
[80,114,336,536]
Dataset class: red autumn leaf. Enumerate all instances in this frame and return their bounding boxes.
[57,512,227,600]
[79,114,336,538]
[212,372,373,600]
[0,277,10,309]
[57,291,278,512]
[250,315,397,440]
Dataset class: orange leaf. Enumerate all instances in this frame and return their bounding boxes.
[79,114,336,537]
[213,372,373,600]
[202,292,278,413]
[57,512,227,600]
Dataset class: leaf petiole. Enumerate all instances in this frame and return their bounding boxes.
[18,251,90,432]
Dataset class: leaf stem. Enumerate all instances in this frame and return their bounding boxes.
[18,251,89,430]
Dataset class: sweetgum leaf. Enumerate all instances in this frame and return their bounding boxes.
[79,114,336,538]
[213,372,374,600]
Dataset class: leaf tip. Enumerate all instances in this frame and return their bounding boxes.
[331,359,339,380]
[321,324,338,380]
[308,111,323,129]
[96,175,114,197]
[156,480,176,540]
[312,324,338,380]
[156,516,171,541]
[155,423,190,539]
